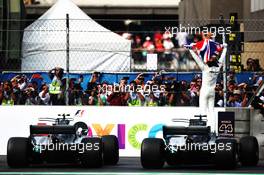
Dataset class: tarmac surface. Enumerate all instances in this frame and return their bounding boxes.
[0,156,264,174]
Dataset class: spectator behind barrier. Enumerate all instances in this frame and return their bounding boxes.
[39,84,50,105]
[0,81,16,105]
[246,58,263,72]
[49,67,65,105]
[0,70,263,109]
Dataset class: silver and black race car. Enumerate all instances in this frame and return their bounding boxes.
[141,113,259,169]
[7,114,119,168]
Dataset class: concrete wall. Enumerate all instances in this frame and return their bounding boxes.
[26,0,180,16]
[226,108,251,138]
[242,0,264,41]
[26,0,181,7]
[210,0,244,20]
[179,0,243,26]
[184,0,211,20]
[243,0,251,19]
[250,109,264,161]
[250,0,264,12]
[179,0,211,26]
[243,7,264,41]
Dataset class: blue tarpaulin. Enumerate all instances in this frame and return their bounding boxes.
[0,72,259,90]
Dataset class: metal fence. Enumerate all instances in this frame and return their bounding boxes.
[0,18,263,107]
[1,18,264,72]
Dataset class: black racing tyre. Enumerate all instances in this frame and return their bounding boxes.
[239,136,259,166]
[80,137,103,168]
[102,135,119,165]
[7,137,30,168]
[215,139,237,169]
[141,138,165,169]
[166,154,180,166]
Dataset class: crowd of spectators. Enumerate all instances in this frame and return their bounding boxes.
[126,30,264,72]
[0,67,263,113]
[123,30,198,70]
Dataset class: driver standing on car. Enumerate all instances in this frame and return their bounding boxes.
[187,33,227,133]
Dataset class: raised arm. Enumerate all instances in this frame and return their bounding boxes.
[218,32,228,66]
[218,44,227,66]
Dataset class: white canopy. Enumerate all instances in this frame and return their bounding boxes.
[22,0,131,72]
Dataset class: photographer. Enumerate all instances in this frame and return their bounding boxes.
[71,76,84,105]
[98,81,109,106]
[145,92,159,106]
[135,73,145,88]
[127,81,145,106]
[0,81,16,105]
[215,82,224,107]
[10,77,23,105]
[24,87,40,105]
[11,75,28,91]
[83,72,101,105]
[107,78,130,106]
[227,90,247,107]
[39,84,50,105]
[88,89,100,106]
[107,89,129,106]
[49,67,64,105]
[188,79,200,106]
[86,72,100,95]
[169,80,191,106]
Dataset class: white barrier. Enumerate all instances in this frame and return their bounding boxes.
[0,106,225,156]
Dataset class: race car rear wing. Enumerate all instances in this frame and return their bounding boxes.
[163,126,211,137]
[30,125,76,134]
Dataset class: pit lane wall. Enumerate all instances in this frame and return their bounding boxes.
[0,106,262,158]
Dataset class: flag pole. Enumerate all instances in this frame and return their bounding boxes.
[66,14,70,106]
[219,15,227,107]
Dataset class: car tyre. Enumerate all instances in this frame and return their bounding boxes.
[102,135,119,165]
[7,137,30,167]
[239,136,259,166]
[215,138,237,169]
[80,137,103,168]
[141,138,165,169]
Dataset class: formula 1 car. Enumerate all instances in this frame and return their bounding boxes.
[141,114,259,169]
[7,114,119,168]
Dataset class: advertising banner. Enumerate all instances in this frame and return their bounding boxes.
[0,106,225,156]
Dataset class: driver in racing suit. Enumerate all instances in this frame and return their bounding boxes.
[187,35,227,133]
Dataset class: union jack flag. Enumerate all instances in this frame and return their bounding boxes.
[192,39,223,63]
